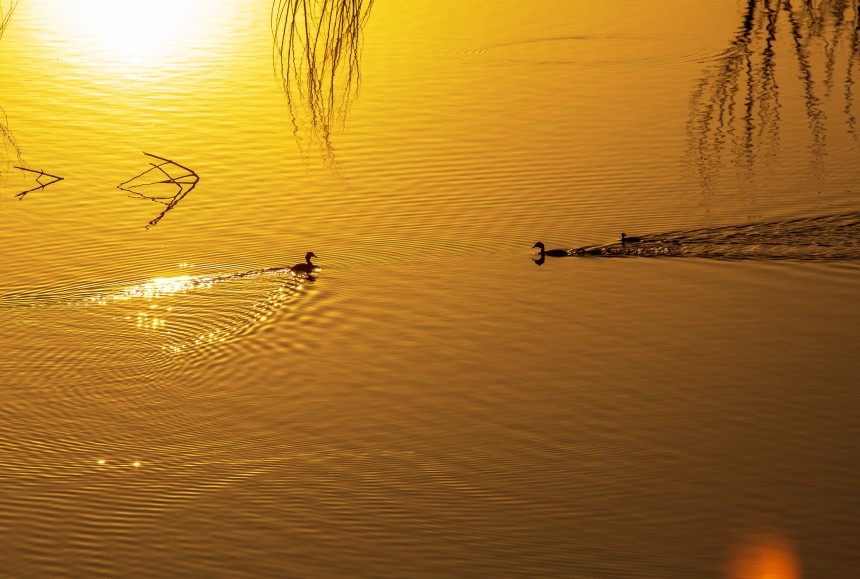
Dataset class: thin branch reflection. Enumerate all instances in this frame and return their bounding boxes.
[14,166,64,198]
[0,105,23,182]
[118,152,200,229]
[688,0,860,200]
[272,0,374,164]
[0,0,18,42]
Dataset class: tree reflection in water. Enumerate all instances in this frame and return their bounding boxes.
[0,1,17,42]
[0,106,22,183]
[688,0,860,201]
[1,2,21,182]
[271,0,374,165]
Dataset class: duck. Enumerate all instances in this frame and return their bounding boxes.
[292,251,318,274]
[621,232,642,243]
[532,242,569,257]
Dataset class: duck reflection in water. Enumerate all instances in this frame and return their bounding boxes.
[292,251,320,280]
[532,241,567,266]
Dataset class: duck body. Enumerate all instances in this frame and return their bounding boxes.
[621,232,642,243]
[292,251,319,274]
[532,242,569,257]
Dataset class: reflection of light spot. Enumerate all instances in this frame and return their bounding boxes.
[97,459,106,465]
[37,0,230,69]
[728,533,799,579]
[132,461,141,468]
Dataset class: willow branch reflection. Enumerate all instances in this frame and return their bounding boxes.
[272,0,374,164]
[2,0,25,188]
[0,1,18,42]
[1,105,23,182]
[688,0,860,199]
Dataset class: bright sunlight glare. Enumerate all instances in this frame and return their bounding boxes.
[41,0,214,65]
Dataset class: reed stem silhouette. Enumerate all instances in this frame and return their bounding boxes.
[272,0,374,163]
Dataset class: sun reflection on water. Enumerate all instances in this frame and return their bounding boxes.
[32,0,236,70]
[728,533,800,579]
[86,266,312,356]
[124,276,210,300]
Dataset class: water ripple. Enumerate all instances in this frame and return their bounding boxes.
[467,34,725,69]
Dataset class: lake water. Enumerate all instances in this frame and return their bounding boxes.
[1,1,859,577]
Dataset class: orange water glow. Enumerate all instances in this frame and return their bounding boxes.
[728,533,800,579]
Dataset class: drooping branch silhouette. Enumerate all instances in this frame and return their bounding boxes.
[118,152,200,229]
[14,166,64,198]
[0,0,18,41]
[0,3,21,181]
[687,0,860,199]
[1,105,23,179]
[272,0,374,163]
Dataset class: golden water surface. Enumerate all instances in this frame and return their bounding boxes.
[1,0,859,577]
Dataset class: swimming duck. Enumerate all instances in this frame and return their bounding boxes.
[621,233,642,243]
[292,251,318,274]
[532,242,569,257]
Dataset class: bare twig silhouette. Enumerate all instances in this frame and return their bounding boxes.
[688,0,860,199]
[14,166,63,199]
[118,152,200,229]
[272,0,374,163]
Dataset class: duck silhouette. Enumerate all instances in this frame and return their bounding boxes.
[621,232,642,243]
[532,242,569,257]
[292,251,318,275]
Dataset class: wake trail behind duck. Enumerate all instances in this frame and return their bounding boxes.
[592,212,860,261]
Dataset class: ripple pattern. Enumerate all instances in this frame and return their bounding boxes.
[538,212,860,261]
[467,34,725,69]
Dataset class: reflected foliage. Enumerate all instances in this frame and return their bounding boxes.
[688,0,860,197]
[118,152,200,229]
[272,0,374,163]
